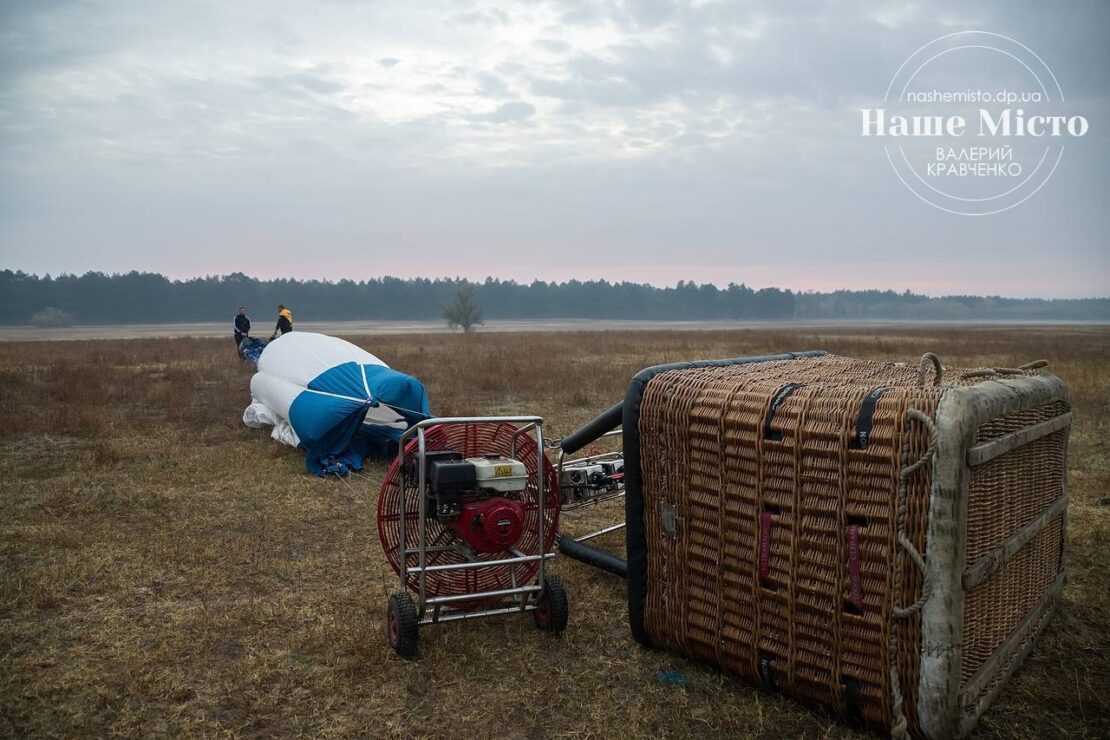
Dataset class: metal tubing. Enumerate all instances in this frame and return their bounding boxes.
[413,552,555,574]
[509,422,538,459]
[564,444,623,466]
[536,420,546,585]
[397,427,408,590]
[562,490,625,513]
[400,416,543,446]
[575,522,626,542]
[416,427,428,613]
[403,545,457,557]
[425,584,543,606]
[421,604,538,625]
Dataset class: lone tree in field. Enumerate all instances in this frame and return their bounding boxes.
[443,283,484,332]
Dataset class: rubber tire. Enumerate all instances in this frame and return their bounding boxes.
[533,575,569,633]
[387,592,419,658]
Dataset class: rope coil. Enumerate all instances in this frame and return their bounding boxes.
[916,353,944,387]
[959,359,1048,380]
[893,408,936,618]
[892,353,1044,736]
[889,406,938,738]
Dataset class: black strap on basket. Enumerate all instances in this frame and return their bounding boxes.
[843,676,864,725]
[850,387,887,450]
[763,383,803,440]
[758,650,778,691]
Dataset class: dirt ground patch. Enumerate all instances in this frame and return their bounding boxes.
[2,326,1107,737]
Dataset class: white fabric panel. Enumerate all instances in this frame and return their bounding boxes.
[365,403,408,428]
[270,419,300,447]
[242,399,301,448]
[249,371,302,419]
[257,332,388,387]
[246,371,309,449]
[242,400,279,428]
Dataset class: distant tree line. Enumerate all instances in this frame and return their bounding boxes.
[1,269,1107,325]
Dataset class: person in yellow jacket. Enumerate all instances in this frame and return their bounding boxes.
[271,304,293,339]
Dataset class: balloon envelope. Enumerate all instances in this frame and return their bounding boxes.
[243,332,432,475]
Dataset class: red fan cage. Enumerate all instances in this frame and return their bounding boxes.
[377,421,559,604]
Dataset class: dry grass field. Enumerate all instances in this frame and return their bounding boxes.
[2,325,1108,738]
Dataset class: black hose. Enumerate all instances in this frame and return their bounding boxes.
[556,534,627,578]
[560,401,624,455]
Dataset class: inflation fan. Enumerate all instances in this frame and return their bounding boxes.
[376,416,567,656]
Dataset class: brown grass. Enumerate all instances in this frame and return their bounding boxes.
[1,325,1108,738]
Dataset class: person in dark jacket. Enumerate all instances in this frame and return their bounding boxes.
[272,304,293,339]
[233,306,251,356]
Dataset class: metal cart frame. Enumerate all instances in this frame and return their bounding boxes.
[555,426,626,543]
[394,415,555,626]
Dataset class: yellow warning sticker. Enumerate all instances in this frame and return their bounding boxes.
[494,464,514,477]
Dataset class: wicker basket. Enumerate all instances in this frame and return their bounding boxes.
[623,352,1070,738]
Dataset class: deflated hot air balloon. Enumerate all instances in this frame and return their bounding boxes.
[242,332,432,475]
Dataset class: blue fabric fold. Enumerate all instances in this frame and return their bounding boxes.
[288,362,433,476]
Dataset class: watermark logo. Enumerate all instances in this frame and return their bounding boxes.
[861,32,1088,216]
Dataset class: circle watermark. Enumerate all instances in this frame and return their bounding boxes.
[861,32,1088,216]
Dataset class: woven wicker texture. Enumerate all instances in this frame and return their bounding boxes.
[966,403,1069,563]
[635,355,1068,737]
[961,401,1069,692]
[962,516,1063,683]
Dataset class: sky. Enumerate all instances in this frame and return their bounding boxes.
[0,0,1107,298]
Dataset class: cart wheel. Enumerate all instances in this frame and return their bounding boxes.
[387,592,419,658]
[533,575,569,633]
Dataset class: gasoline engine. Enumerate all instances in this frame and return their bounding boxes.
[416,452,528,554]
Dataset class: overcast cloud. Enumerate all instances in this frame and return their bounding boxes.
[1,0,1107,296]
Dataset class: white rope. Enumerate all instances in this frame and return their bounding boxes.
[889,405,938,738]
